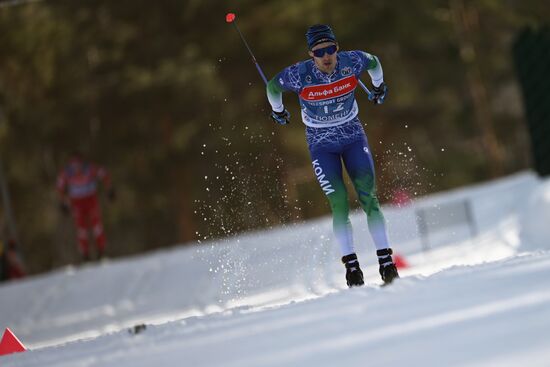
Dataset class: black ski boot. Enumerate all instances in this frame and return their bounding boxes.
[342,253,364,287]
[377,248,399,285]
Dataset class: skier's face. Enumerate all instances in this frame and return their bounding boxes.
[309,42,339,74]
[69,156,83,172]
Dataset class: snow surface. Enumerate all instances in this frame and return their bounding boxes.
[1,171,550,367]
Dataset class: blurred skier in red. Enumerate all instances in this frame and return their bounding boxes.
[57,152,115,261]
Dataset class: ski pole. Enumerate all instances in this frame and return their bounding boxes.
[358,79,373,99]
[226,12,269,85]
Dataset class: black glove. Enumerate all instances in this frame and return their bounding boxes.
[370,82,388,105]
[59,202,70,215]
[107,187,116,202]
[270,109,291,125]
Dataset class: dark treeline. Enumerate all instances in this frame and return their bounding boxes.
[0,0,548,273]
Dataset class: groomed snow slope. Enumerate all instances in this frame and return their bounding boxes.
[1,171,549,367]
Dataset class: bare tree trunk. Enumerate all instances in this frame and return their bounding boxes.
[450,0,504,177]
[0,154,20,245]
[172,167,198,244]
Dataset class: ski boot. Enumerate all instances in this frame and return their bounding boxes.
[377,248,399,285]
[342,253,364,287]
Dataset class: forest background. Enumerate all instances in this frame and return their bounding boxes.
[0,0,548,273]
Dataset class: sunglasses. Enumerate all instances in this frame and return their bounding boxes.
[312,44,337,58]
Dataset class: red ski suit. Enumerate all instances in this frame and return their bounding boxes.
[57,159,111,257]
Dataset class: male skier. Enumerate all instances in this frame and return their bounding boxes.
[266,24,399,286]
[57,152,115,261]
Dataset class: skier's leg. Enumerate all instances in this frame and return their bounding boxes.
[89,196,106,257]
[310,148,364,287]
[342,138,389,250]
[343,138,399,284]
[71,204,90,260]
[310,149,352,256]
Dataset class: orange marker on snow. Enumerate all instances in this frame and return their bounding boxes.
[393,253,409,270]
[0,328,27,356]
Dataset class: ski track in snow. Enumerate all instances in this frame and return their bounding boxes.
[1,171,550,367]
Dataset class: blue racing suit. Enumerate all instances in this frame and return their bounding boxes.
[266,50,390,256]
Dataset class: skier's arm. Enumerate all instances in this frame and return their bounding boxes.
[266,68,298,125]
[266,78,285,113]
[96,165,112,189]
[362,52,384,88]
[267,78,290,125]
[56,172,68,200]
[95,164,116,201]
[56,171,71,214]
[266,64,301,113]
[355,51,387,104]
